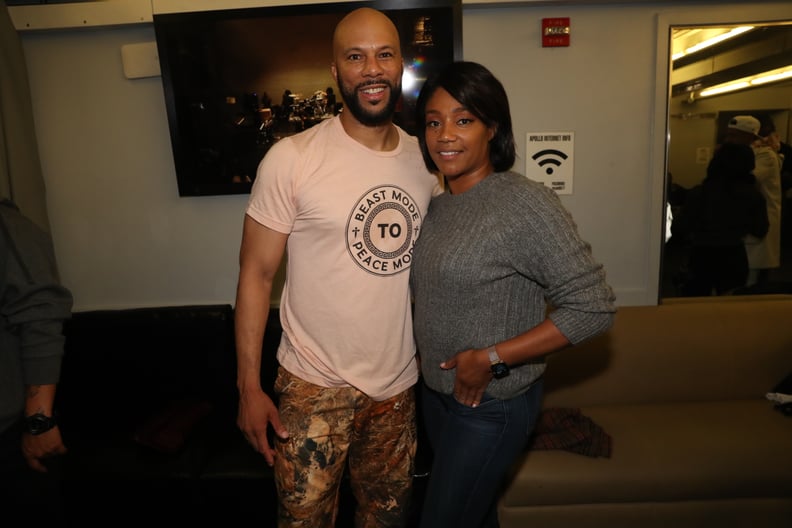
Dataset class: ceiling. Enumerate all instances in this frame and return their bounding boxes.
[670,23,792,99]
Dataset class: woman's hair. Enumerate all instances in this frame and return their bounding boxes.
[414,61,516,173]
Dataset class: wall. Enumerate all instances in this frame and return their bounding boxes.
[15,0,792,310]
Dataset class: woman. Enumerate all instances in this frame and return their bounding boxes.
[410,61,616,528]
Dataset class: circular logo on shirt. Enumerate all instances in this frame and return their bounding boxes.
[346,185,422,276]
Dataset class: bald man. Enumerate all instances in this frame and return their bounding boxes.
[234,8,440,527]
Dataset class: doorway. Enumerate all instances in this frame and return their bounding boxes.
[659,21,792,299]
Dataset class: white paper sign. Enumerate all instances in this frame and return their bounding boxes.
[526,132,574,195]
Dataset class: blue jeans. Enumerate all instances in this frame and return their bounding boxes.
[418,379,543,528]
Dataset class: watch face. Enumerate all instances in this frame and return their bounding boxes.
[26,413,56,435]
[491,362,510,379]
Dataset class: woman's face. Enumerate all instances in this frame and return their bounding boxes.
[423,87,495,194]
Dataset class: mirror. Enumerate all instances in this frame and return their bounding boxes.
[660,21,792,299]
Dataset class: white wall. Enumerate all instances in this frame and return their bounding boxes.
[17,0,792,310]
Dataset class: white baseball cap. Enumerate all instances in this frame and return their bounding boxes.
[727,115,761,136]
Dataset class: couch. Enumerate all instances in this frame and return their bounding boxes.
[499,295,792,528]
[54,304,429,526]
[55,297,792,527]
[55,304,281,525]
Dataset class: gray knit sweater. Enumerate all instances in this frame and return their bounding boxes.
[410,172,616,399]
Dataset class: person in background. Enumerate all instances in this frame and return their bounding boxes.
[724,114,783,288]
[409,61,616,528]
[325,86,337,115]
[0,198,73,525]
[234,8,439,527]
[260,91,272,110]
[779,138,791,192]
[779,138,792,247]
[665,171,688,243]
[673,143,769,296]
[281,88,293,108]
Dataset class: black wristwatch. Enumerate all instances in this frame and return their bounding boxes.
[25,413,58,436]
[487,346,510,379]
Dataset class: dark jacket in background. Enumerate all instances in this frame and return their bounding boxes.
[672,143,769,295]
[0,199,73,435]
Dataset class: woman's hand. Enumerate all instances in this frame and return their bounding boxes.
[440,348,492,407]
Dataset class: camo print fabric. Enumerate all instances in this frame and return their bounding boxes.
[273,367,417,528]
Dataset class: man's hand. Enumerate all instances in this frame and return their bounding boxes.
[440,348,491,408]
[237,389,289,466]
[21,427,67,473]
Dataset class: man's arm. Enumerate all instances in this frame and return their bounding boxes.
[235,214,289,466]
[1,200,73,472]
[22,383,67,472]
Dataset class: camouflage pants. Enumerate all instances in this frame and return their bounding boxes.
[273,367,417,528]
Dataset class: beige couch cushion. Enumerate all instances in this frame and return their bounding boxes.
[543,299,792,407]
[498,498,792,528]
[502,400,792,507]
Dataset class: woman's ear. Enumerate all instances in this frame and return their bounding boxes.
[488,125,497,142]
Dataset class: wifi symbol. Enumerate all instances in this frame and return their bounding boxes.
[532,149,568,175]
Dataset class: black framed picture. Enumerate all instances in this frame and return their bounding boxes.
[153,0,462,197]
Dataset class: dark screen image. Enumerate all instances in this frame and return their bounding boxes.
[154,1,461,196]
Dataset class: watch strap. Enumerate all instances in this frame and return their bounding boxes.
[25,413,57,436]
[487,345,501,364]
[488,345,510,379]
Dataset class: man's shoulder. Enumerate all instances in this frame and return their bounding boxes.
[274,118,336,152]
[259,119,335,169]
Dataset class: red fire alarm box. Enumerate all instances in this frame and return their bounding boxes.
[542,17,570,47]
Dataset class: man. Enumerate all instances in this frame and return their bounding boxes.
[0,199,73,523]
[724,114,783,287]
[234,8,439,527]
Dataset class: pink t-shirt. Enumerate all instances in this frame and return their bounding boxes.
[247,116,438,400]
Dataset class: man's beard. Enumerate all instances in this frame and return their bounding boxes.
[336,76,402,127]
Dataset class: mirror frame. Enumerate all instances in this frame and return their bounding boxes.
[652,6,792,304]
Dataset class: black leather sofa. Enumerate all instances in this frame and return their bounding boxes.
[55,304,280,525]
[54,304,428,526]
